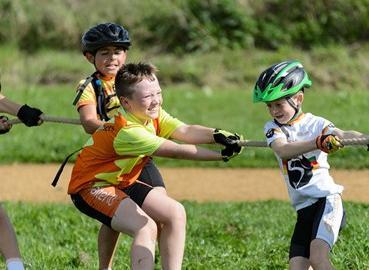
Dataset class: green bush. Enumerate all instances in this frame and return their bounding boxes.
[253,0,369,49]
[139,0,256,53]
[1,0,369,53]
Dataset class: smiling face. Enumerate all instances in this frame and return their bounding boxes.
[86,46,127,79]
[120,75,163,123]
[266,93,303,124]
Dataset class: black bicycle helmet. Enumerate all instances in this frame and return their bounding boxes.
[81,22,131,55]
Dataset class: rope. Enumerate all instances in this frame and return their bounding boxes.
[9,115,81,125]
[238,136,369,148]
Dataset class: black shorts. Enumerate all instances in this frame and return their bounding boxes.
[70,159,165,227]
[123,158,165,207]
[289,195,346,259]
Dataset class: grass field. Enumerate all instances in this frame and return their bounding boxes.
[1,48,368,269]
[1,201,368,269]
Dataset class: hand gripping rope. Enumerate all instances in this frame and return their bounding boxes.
[237,137,369,148]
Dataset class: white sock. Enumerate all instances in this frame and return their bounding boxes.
[6,258,25,270]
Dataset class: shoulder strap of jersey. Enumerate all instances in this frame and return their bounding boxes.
[72,72,110,121]
[91,75,110,121]
[51,147,82,187]
[72,72,97,105]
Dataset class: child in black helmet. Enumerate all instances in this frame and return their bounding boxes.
[73,23,241,270]
[0,89,43,270]
[73,23,132,270]
[75,22,131,133]
[253,60,368,270]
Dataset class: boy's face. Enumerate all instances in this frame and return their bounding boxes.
[120,75,163,123]
[266,94,302,124]
[86,46,127,79]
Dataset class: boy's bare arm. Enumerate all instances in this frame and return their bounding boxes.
[332,128,366,139]
[170,124,215,144]
[0,96,22,116]
[153,139,222,161]
[270,138,317,160]
[78,104,104,134]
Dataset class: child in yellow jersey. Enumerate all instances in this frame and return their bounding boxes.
[0,89,43,270]
[73,23,131,270]
[68,62,243,270]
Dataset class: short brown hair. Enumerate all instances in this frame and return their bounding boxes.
[115,62,158,98]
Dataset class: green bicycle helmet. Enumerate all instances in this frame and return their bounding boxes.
[253,60,312,103]
[81,22,131,55]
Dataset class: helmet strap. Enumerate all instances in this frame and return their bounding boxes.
[286,96,303,124]
[274,96,302,125]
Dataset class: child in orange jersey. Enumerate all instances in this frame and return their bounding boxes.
[73,23,240,270]
[68,62,243,270]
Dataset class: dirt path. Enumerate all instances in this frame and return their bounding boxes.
[1,164,368,203]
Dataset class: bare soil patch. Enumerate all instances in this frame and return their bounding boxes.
[1,164,368,203]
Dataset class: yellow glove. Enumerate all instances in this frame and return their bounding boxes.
[316,134,343,153]
[213,128,242,146]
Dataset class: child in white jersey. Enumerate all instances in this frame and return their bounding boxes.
[253,60,367,270]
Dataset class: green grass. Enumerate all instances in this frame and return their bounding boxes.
[1,85,368,168]
[1,201,368,269]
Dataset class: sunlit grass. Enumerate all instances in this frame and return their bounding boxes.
[1,201,368,269]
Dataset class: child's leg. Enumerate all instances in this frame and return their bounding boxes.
[98,159,164,270]
[0,206,24,268]
[71,186,157,270]
[134,159,167,243]
[309,194,344,270]
[111,198,158,270]
[289,257,311,270]
[98,224,119,270]
[150,186,166,241]
[141,189,186,270]
[289,202,317,270]
[309,239,334,270]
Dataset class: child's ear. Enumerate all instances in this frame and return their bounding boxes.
[120,96,130,108]
[296,92,304,104]
[85,52,95,64]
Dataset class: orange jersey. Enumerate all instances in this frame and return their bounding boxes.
[68,108,184,194]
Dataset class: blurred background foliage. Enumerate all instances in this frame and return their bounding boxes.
[1,0,369,52]
[0,0,369,90]
[1,0,369,91]
[0,0,368,166]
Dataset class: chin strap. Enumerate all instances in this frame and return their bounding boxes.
[273,97,302,126]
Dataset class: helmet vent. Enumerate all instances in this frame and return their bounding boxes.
[273,76,284,87]
[284,80,294,91]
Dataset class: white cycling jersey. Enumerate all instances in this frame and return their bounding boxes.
[264,112,344,210]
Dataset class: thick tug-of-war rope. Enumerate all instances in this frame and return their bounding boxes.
[9,115,81,125]
[238,136,369,148]
[6,113,369,147]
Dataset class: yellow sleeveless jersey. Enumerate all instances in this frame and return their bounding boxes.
[74,74,120,119]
